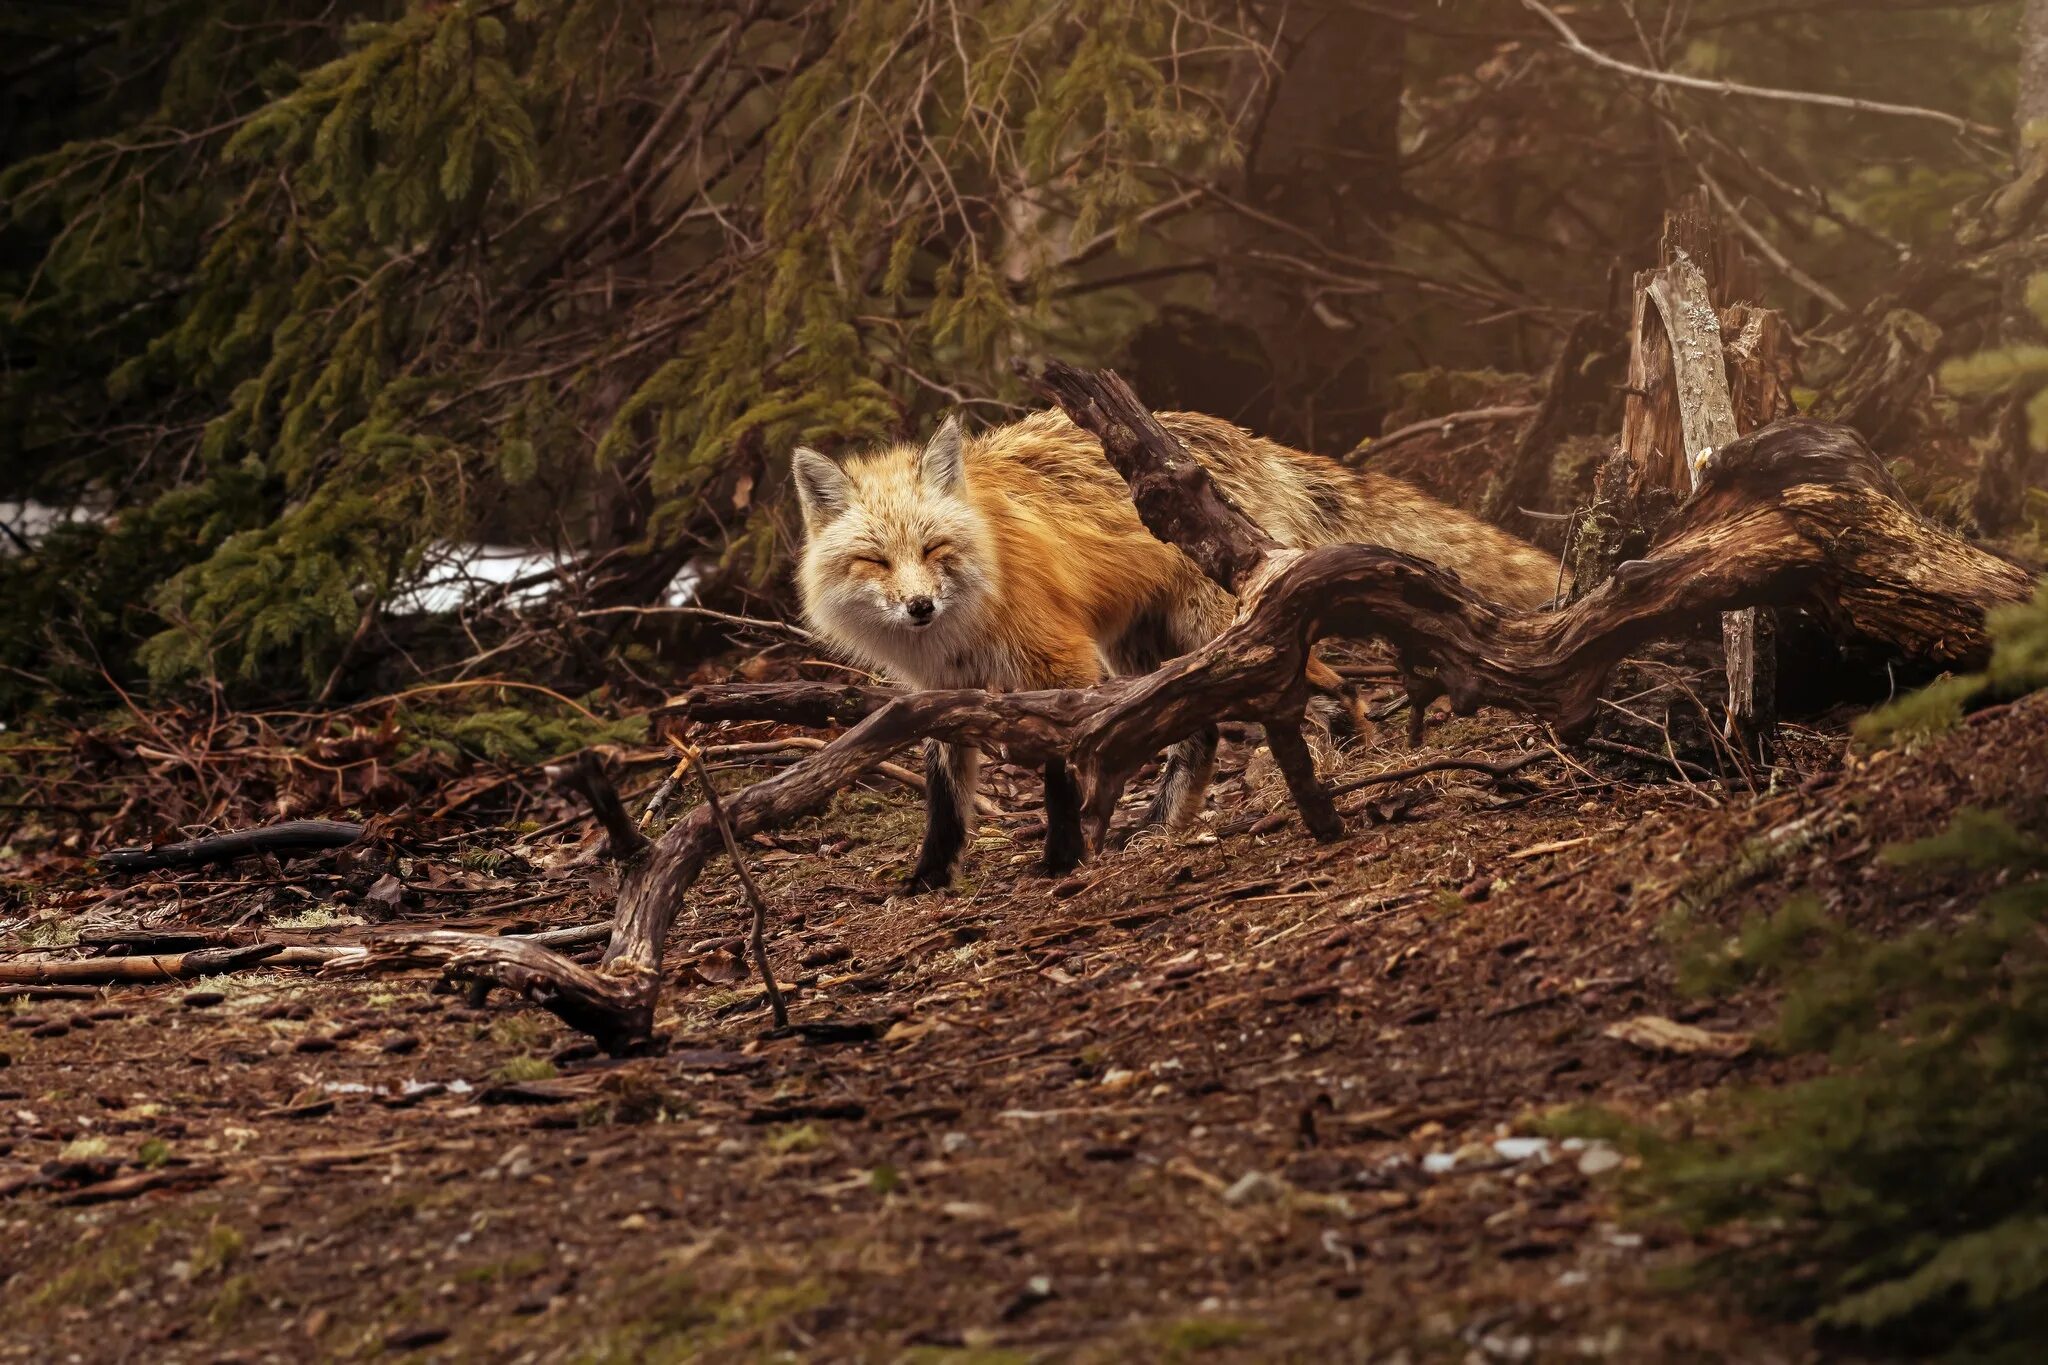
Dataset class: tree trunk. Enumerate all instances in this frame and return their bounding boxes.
[2020,0,2048,142]
[1134,3,1407,452]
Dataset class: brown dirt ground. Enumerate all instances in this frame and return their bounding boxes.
[3,688,2043,1364]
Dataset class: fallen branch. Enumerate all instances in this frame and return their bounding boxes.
[97,819,364,873]
[684,745,788,1029]
[0,943,283,985]
[348,405,2031,1051]
[1355,405,1539,463]
[1326,752,1549,797]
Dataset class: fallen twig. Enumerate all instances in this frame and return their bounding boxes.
[1326,751,1548,797]
[0,943,283,985]
[684,745,789,1029]
[97,819,364,873]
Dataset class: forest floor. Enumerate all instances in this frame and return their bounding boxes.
[3,668,2041,1364]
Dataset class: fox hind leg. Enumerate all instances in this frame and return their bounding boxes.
[1042,756,1085,875]
[906,740,980,892]
[1144,725,1219,830]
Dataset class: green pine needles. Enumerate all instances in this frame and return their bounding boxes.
[1,0,1257,707]
[1625,583,2048,1358]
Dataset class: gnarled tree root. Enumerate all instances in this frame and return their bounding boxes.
[361,412,2031,1051]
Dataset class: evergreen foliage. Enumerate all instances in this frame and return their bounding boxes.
[1853,580,2048,745]
[0,1,2034,709]
[1623,585,2048,1358]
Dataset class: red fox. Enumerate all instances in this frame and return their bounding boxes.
[792,409,1559,890]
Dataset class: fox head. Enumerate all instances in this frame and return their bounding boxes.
[791,415,996,678]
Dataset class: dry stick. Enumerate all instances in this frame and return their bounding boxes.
[683,746,788,1029]
[1585,736,1715,782]
[1327,751,1548,797]
[1519,0,2001,142]
[1351,405,1539,462]
[0,943,283,985]
[575,603,816,646]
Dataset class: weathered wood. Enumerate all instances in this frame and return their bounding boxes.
[0,943,284,985]
[1718,303,1799,753]
[1619,193,1803,760]
[1646,259,1741,477]
[1722,305,1801,436]
[364,416,2031,1051]
[1620,266,1688,495]
[98,819,364,873]
[1023,359,1277,593]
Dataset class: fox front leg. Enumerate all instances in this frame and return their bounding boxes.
[906,740,980,892]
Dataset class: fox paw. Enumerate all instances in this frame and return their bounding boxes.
[901,864,953,895]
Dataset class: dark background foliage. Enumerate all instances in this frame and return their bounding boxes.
[1,0,2041,712]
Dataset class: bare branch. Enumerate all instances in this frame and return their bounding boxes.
[1520,0,2002,142]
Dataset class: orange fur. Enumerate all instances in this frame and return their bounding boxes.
[790,408,1562,865]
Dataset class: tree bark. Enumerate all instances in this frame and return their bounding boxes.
[2020,0,2048,143]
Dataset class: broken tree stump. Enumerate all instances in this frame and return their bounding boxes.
[1618,188,1800,760]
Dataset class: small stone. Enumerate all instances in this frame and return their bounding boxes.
[1577,1145,1623,1177]
[180,990,225,1009]
[617,1213,648,1231]
[1221,1170,1287,1206]
[382,1323,450,1351]
[940,1132,973,1156]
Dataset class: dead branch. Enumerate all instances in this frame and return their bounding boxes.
[346,404,2032,1052]
[546,751,649,859]
[0,943,283,985]
[684,746,788,1029]
[1326,752,1549,797]
[97,819,364,873]
[1354,405,1539,463]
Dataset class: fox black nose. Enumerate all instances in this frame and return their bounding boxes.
[906,596,935,622]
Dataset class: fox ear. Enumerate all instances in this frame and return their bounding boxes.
[790,447,849,528]
[919,414,965,494]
